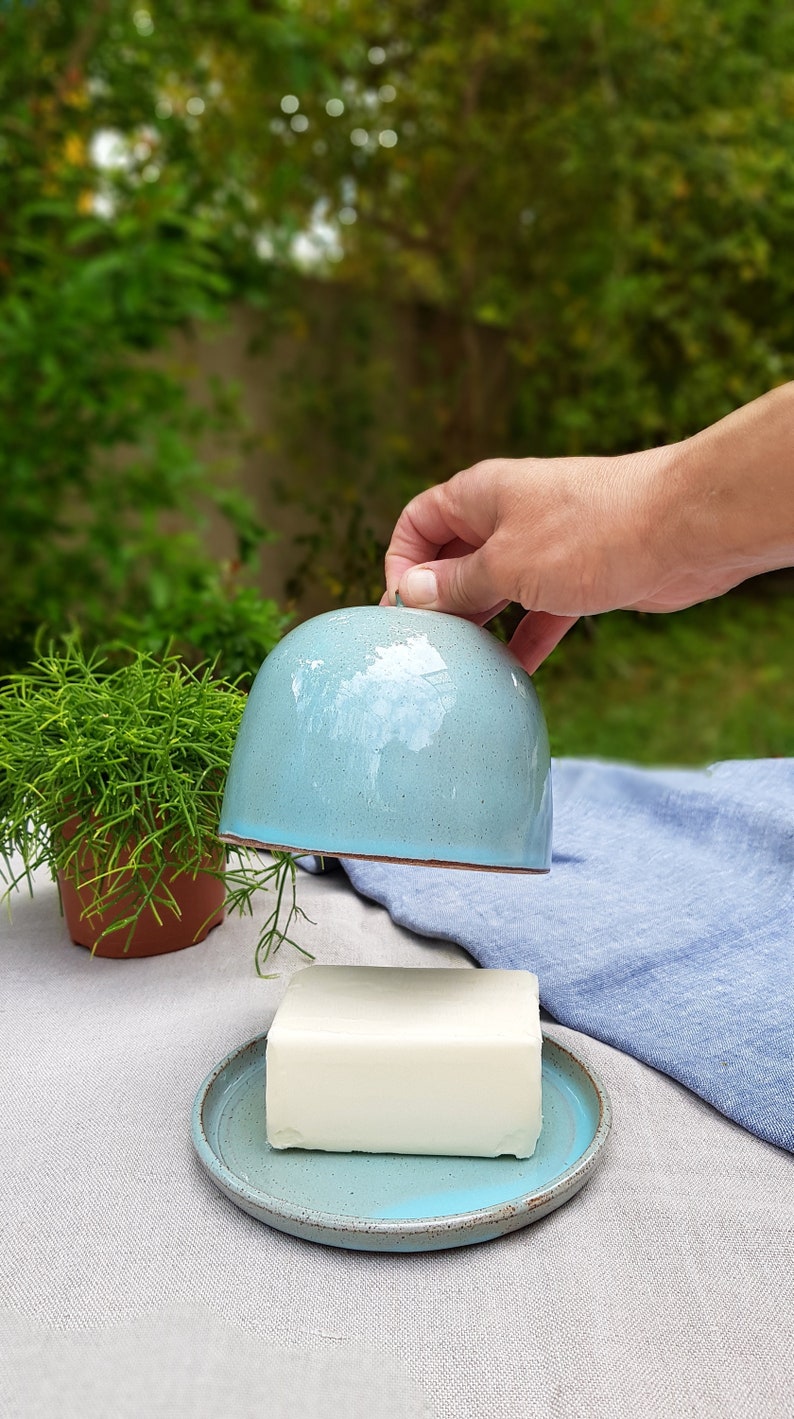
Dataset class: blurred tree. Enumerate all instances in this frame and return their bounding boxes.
[199,0,794,599]
[237,0,794,438]
[2,0,794,622]
[0,0,292,673]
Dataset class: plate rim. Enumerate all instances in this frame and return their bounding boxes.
[191,1029,612,1242]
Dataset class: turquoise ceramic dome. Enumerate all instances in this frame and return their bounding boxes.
[219,606,552,871]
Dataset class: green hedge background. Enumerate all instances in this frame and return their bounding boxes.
[1,0,792,761]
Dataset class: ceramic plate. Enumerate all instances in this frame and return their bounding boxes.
[191,1031,611,1252]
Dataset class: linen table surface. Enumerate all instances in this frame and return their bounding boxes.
[1,863,792,1419]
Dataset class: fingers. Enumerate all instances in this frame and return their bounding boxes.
[385,481,506,617]
[435,540,509,624]
[399,543,509,618]
[467,599,512,627]
[384,476,493,604]
[384,464,549,630]
[379,584,509,626]
[379,588,573,671]
[385,491,457,602]
[385,534,482,605]
[508,611,578,675]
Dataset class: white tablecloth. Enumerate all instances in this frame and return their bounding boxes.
[1,866,792,1419]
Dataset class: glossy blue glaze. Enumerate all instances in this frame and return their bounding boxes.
[191,1031,611,1252]
[219,605,552,870]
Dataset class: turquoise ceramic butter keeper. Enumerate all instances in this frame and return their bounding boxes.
[191,1031,610,1252]
[219,605,552,871]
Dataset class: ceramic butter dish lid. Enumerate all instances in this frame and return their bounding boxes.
[219,604,551,871]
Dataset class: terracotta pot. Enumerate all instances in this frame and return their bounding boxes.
[57,828,226,959]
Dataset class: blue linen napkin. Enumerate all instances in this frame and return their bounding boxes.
[310,759,794,1152]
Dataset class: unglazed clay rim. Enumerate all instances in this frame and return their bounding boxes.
[218,833,550,874]
[191,1031,612,1245]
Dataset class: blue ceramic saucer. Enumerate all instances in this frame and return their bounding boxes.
[191,1032,611,1252]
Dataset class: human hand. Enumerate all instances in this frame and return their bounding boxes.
[383,448,688,672]
[383,384,794,673]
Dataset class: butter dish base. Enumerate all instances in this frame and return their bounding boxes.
[191,1030,611,1253]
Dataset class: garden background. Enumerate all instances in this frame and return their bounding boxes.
[2,0,793,764]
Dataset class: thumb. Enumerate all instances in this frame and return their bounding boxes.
[399,547,499,617]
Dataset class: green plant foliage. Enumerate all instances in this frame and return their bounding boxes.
[0,0,291,672]
[533,591,794,765]
[228,0,794,603]
[0,643,309,969]
[2,1,792,759]
[277,0,794,430]
[111,569,291,689]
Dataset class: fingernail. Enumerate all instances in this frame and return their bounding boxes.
[401,568,438,607]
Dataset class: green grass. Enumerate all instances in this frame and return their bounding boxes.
[532,590,794,767]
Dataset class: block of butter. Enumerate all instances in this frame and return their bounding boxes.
[265,965,543,1158]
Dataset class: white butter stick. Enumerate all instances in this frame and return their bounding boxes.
[265,965,543,1158]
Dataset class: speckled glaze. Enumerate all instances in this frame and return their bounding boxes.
[191,1031,611,1252]
[219,605,552,871]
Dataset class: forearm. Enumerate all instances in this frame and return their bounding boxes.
[386,381,794,667]
[661,381,794,589]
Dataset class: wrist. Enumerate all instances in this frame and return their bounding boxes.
[646,384,794,591]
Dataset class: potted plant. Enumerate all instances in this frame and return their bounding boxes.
[0,642,308,971]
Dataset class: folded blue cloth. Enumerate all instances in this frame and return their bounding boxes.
[314,759,794,1152]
